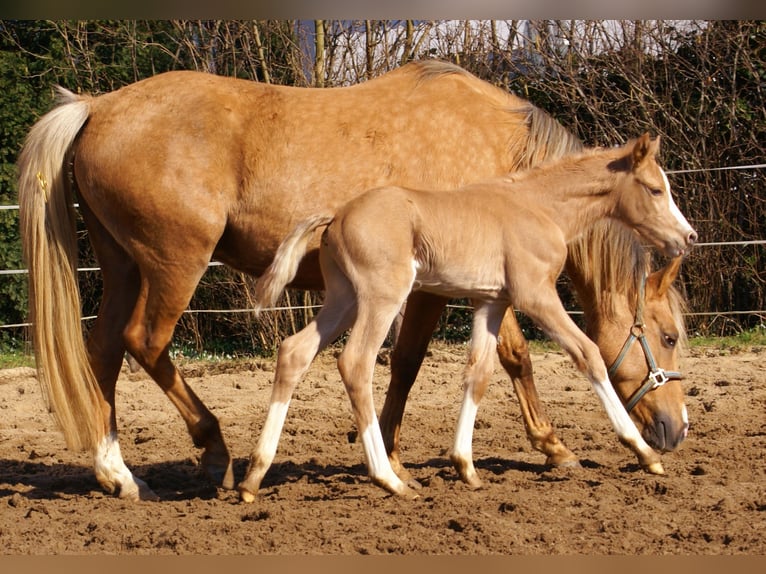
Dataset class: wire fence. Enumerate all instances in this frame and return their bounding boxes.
[1,162,765,330]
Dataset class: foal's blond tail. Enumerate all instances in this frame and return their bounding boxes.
[254,214,334,313]
[17,87,105,453]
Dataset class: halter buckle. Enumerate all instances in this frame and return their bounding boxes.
[647,368,670,389]
[629,323,645,338]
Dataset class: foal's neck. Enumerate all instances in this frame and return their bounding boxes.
[514,152,623,241]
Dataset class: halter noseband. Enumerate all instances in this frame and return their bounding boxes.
[607,274,682,413]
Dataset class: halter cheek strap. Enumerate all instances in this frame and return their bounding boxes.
[607,274,682,413]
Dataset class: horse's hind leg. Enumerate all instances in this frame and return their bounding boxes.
[89,276,163,501]
[379,291,450,486]
[78,207,160,500]
[496,307,579,468]
[123,266,234,491]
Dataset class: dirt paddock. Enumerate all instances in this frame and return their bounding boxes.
[0,343,764,555]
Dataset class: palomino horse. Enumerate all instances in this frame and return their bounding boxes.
[17,61,690,501]
[239,134,697,500]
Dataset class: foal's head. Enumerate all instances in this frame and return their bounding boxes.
[611,134,697,258]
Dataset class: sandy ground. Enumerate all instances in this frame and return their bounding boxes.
[0,342,763,555]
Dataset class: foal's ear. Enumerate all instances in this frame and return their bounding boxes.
[631,132,660,168]
[647,255,682,298]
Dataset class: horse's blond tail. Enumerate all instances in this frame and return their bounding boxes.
[254,214,334,313]
[17,87,105,452]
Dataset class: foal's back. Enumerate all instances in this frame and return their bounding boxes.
[325,182,561,301]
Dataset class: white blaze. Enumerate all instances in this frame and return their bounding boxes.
[661,168,694,235]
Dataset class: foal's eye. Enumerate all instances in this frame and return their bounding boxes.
[646,186,663,197]
[662,333,677,348]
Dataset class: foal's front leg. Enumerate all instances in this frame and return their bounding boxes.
[450,300,507,488]
[495,307,580,468]
[521,288,664,474]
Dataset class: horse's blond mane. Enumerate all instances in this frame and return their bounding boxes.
[410,59,476,83]
[567,220,647,311]
[567,220,688,343]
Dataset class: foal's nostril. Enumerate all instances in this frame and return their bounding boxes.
[688,230,698,245]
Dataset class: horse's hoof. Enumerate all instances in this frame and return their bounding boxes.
[465,476,484,490]
[136,486,161,502]
[546,455,581,468]
[406,477,423,490]
[201,449,234,489]
[644,461,665,475]
[215,463,235,490]
[393,465,423,490]
[395,484,421,500]
[456,470,483,490]
[119,478,160,502]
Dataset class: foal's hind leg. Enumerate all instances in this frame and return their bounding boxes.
[520,286,663,474]
[450,300,507,488]
[496,307,579,468]
[379,291,450,487]
[238,288,356,502]
[337,296,420,499]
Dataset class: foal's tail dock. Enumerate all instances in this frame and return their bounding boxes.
[17,88,105,452]
[254,214,334,313]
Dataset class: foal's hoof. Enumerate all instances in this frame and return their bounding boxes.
[545,452,581,469]
[238,485,258,504]
[394,484,421,500]
[547,457,582,469]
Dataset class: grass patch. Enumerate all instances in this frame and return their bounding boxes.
[688,324,766,351]
[0,348,35,370]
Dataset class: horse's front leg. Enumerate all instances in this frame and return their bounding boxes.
[496,307,580,468]
[380,292,450,487]
[450,300,507,488]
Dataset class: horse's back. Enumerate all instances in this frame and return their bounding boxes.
[71,62,536,282]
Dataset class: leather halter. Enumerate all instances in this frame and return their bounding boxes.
[607,274,682,412]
